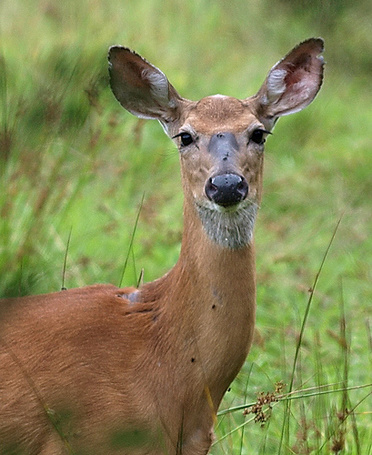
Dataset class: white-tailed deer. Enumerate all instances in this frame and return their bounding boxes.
[0,39,324,454]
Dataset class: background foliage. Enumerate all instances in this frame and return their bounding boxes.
[0,0,371,453]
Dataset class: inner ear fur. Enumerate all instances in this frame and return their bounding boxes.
[252,38,325,123]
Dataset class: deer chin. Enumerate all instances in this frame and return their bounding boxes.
[195,199,258,249]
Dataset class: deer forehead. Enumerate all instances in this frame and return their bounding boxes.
[183,95,259,135]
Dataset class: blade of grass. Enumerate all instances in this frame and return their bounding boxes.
[61,226,73,291]
[239,368,253,454]
[118,193,145,288]
[338,279,362,455]
[136,268,145,289]
[217,383,372,416]
[278,213,344,454]
[0,51,11,165]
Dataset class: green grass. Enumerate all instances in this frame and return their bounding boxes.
[1,0,371,453]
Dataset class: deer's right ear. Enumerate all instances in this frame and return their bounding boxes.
[108,46,183,125]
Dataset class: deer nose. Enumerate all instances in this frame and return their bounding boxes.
[205,173,249,207]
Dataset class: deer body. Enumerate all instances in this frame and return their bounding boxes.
[0,39,324,454]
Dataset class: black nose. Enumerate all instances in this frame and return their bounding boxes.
[205,173,248,207]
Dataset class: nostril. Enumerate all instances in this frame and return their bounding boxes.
[205,178,219,200]
[237,179,249,199]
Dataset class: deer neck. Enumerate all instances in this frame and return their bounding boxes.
[142,198,256,390]
[177,199,257,305]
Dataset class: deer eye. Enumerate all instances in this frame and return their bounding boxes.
[173,132,194,147]
[250,129,270,145]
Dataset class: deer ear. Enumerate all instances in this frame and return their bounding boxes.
[108,46,183,125]
[253,38,324,125]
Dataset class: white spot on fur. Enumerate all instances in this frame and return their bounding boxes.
[210,94,229,99]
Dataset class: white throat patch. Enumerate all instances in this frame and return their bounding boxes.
[196,200,258,249]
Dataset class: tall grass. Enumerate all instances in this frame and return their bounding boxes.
[0,0,371,453]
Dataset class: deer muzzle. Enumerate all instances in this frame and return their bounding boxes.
[205,132,249,207]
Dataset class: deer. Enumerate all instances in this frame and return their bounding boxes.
[0,38,324,455]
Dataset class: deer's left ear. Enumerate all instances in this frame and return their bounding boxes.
[252,38,325,126]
